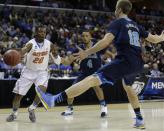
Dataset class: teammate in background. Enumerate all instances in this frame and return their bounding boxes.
[36,0,164,129]
[6,25,60,122]
[61,31,107,117]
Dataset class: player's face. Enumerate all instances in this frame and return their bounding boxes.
[36,27,46,42]
[82,32,91,44]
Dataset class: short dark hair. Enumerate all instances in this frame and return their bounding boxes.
[117,0,132,14]
[35,24,46,32]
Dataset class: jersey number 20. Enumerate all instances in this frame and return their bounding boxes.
[33,57,44,64]
[128,30,140,47]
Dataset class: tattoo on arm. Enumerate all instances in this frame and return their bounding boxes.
[21,43,32,56]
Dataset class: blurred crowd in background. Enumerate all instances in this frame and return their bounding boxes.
[0,4,163,79]
[0,0,164,16]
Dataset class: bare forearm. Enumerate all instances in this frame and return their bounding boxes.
[85,33,114,56]
[20,43,32,56]
[85,39,109,56]
[21,48,29,56]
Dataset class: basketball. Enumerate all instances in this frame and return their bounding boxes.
[3,49,21,66]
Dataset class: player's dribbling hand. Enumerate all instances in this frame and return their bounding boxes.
[73,46,88,62]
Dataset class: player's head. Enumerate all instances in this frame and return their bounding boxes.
[115,0,132,18]
[35,25,46,42]
[82,31,92,44]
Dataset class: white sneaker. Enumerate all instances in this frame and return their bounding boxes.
[134,118,145,129]
[61,107,73,116]
[100,105,108,117]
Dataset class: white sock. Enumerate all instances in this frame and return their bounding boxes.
[12,108,18,116]
[29,102,38,110]
[13,111,18,116]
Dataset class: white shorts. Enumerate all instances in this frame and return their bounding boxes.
[13,67,49,96]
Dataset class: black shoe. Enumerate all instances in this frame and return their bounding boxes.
[100,105,108,118]
[61,107,73,116]
[28,108,36,123]
[6,113,17,122]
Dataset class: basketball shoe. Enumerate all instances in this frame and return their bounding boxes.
[61,106,73,116]
[100,105,108,117]
[6,113,17,122]
[28,108,36,122]
[134,118,145,129]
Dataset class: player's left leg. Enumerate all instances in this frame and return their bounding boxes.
[28,85,47,122]
[122,77,145,129]
[28,71,49,122]
[93,86,107,117]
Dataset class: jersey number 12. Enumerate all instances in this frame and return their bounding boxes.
[128,30,140,47]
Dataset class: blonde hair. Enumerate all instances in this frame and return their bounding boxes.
[117,0,132,14]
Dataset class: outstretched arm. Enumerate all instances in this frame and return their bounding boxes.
[20,43,32,55]
[86,33,114,56]
[146,31,164,44]
[50,44,75,65]
[74,33,115,61]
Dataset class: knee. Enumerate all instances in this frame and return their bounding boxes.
[38,85,47,92]
[13,94,23,103]
[86,75,100,87]
[122,80,133,93]
[123,85,131,93]
[123,85,138,100]
[93,86,100,91]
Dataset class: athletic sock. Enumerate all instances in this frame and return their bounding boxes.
[99,100,106,106]
[29,102,38,110]
[68,104,73,110]
[134,108,143,120]
[12,107,18,116]
[55,91,68,103]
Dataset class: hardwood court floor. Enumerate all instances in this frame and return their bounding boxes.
[0,102,164,131]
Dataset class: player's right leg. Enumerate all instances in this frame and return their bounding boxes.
[6,94,23,122]
[93,86,107,117]
[36,57,129,108]
[6,68,34,122]
[36,75,101,108]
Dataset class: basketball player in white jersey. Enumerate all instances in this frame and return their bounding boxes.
[6,25,60,122]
